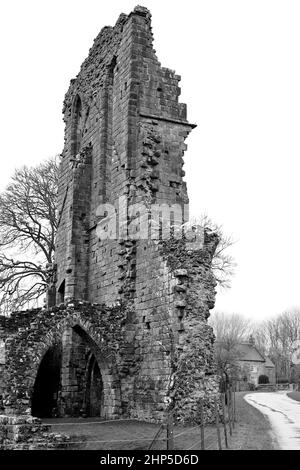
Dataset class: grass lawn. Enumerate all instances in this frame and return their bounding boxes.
[43,392,278,450]
[43,417,225,450]
[287,391,300,402]
[229,392,278,450]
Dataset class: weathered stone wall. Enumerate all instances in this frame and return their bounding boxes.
[239,360,276,387]
[54,6,194,306]
[0,304,128,418]
[265,366,276,385]
[128,232,219,423]
[0,232,219,424]
[0,415,69,450]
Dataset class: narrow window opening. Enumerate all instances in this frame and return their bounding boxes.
[57,279,65,304]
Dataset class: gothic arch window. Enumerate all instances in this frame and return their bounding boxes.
[71,95,83,157]
[57,279,65,304]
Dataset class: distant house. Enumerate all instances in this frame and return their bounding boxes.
[236,337,275,388]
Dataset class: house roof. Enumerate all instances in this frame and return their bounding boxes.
[264,356,275,368]
[214,340,276,367]
[235,343,266,362]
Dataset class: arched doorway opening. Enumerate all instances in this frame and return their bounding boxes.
[84,353,104,417]
[31,344,62,418]
[29,322,118,419]
[72,325,105,417]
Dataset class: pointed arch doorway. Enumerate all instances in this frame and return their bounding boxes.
[31,344,62,418]
[30,321,118,419]
[84,352,104,417]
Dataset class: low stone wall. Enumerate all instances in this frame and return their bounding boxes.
[276,383,291,391]
[0,415,70,450]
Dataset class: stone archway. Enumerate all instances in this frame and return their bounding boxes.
[57,323,116,419]
[2,306,122,419]
[31,343,62,418]
[84,352,103,417]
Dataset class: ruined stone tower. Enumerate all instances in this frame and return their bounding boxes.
[53,6,195,305]
[0,6,218,425]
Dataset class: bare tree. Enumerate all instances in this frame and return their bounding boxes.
[259,309,300,380]
[209,311,252,347]
[187,214,236,289]
[0,156,59,313]
[213,341,241,390]
[209,311,252,388]
[250,325,268,357]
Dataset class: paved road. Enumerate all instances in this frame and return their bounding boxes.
[244,391,300,450]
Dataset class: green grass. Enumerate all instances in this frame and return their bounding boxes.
[287,391,300,402]
[43,392,278,450]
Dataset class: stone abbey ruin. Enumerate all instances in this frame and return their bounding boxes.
[0,6,219,434]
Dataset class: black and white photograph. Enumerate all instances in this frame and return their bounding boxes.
[0,0,300,458]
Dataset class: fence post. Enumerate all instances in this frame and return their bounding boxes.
[166,410,174,450]
[233,384,237,424]
[199,398,205,450]
[221,393,229,449]
[148,423,164,450]
[226,389,233,436]
[230,386,235,429]
[214,396,222,450]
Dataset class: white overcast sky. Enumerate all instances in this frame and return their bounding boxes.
[1,0,300,321]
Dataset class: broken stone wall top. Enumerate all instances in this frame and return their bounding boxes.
[55,4,195,304]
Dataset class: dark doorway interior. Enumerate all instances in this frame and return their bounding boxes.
[31,344,62,418]
[85,354,103,417]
